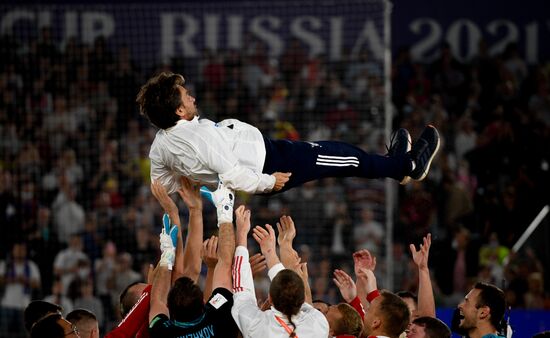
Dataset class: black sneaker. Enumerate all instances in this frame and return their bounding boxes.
[387,128,412,184]
[387,128,412,157]
[407,125,440,182]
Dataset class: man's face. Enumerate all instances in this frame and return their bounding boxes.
[402,297,418,321]
[457,288,482,331]
[325,305,343,334]
[363,296,382,335]
[313,302,329,315]
[406,323,426,338]
[177,86,197,120]
[59,318,81,337]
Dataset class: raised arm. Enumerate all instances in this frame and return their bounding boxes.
[353,249,377,310]
[148,215,178,323]
[277,215,300,272]
[410,233,436,318]
[201,236,218,302]
[253,224,283,279]
[177,176,204,282]
[151,180,184,283]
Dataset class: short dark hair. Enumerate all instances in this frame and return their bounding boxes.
[378,291,411,337]
[24,300,63,332]
[168,277,204,322]
[136,72,185,129]
[474,282,506,329]
[332,303,363,337]
[66,308,97,325]
[412,316,451,338]
[119,281,143,317]
[533,331,550,338]
[396,291,418,305]
[30,313,65,338]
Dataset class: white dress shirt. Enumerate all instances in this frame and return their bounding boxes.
[231,246,329,338]
[150,117,276,194]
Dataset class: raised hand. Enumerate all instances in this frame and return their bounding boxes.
[272,172,292,191]
[249,253,267,277]
[151,180,178,215]
[201,236,218,269]
[252,224,277,257]
[353,249,376,276]
[177,176,202,210]
[276,215,296,246]
[200,181,235,225]
[356,267,377,295]
[333,269,357,303]
[410,233,431,271]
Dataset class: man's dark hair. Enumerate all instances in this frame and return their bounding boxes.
[270,269,305,337]
[168,277,204,322]
[136,72,185,129]
[378,291,411,337]
[396,291,418,303]
[119,281,143,317]
[66,308,97,325]
[533,331,550,338]
[30,313,65,338]
[412,316,451,338]
[332,303,363,337]
[474,282,506,329]
[24,300,63,332]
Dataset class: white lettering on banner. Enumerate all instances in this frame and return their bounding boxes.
[525,21,538,64]
[227,15,243,50]
[351,20,384,60]
[82,12,115,45]
[410,18,443,63]
[161,13,200,62]
[486,19,519,57]
[291,16,324,57]
[329,16,344,61]
[446,19,481,62]
[250,16,284,56]
[205,14,220,52]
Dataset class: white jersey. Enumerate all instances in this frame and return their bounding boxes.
[149,117,276,194]
[231,246,329,338]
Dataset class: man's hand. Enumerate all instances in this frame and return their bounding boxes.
[151,180,178,215]
[353,249,376,276]
[277,215,296,246]
[356,267,377,295]
[177,176,202,211]
[200,181,234,225]
[410,233,431,271]
[235,205,251,246]
[333,269,357,303]
[201,236,218,269]
[249,253,267,277]
[159,214,178,270]
[252,224,277,257]
[272,172,292,191]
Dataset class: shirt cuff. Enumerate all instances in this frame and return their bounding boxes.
[366,290,381,303]
[268,263,285,281]
[235,246,250,259]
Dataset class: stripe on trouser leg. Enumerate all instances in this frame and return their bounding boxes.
[316,154,359,167]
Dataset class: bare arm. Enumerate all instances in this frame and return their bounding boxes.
[201,236,218,302]
[177,177,204,282]
[410,233,436,318]
[149,264,171,323]
[252,224,281,270]
[277,215,300,272]
[151,180,184,284]
[353,249,377,310]
[214,222,235,290]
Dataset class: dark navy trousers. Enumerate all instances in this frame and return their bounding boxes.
[262,137,411,193]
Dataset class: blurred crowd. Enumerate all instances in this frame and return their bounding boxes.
[1,24,549,336]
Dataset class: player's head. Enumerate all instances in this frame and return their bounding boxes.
[168,276,204,322]
[119,282,148,317]
[313,299,330,315]
[24,300,63,332]
[136,72,197,129]
[457,282,506,333]
[30,313,80,338]
[67,309,99,338]
[406,316,451,338]
[326,303,363,337]
[363,290,410,338]
[396,290,418,320]
[269,269,305,328]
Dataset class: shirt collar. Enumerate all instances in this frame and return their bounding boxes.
[168,116,199,130]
